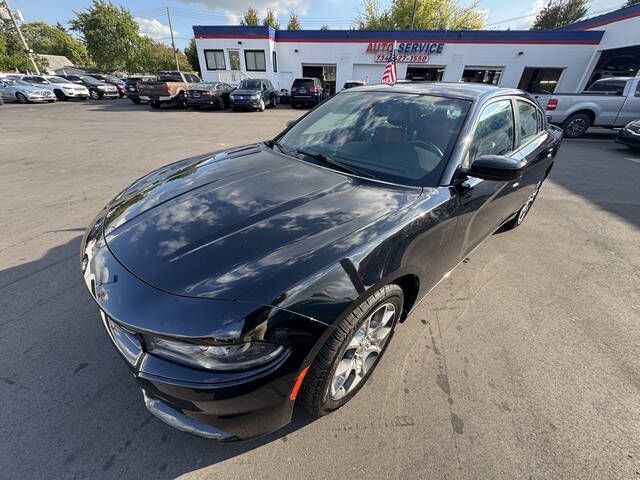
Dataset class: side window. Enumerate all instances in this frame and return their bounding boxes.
[204,50,226,71]
[272,51,277,72]
[635,81,640,97]
[517,100,541,145]
[470,100,515,162]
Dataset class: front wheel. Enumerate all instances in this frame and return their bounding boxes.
[16,92,28,104]
[258,98,265,111]
[130,97,141,105]
[562,113,591,138]
[150,100,161,109]
[300,284,403,416]
[503,180,543,230]
[89,89,100,100]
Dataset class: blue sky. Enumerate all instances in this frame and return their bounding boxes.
[11,0,626,49]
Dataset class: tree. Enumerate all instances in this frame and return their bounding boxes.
[70,0,143,71]
[320,25,330,30]
[624,0,640,6]
[287,12,302,30]
[262,9,280,29]
[531,0,588,30]
[22,22,91,67]
[136,37,191,72]
[355,0,486,30]
[241,7,260,26]
[184,37,199,74]
[0,19,48,72]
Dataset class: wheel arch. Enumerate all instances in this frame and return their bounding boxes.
[567,108,596,124]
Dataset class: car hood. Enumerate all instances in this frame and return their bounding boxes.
[103,144,419,302]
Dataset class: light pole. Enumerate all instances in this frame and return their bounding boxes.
[166,7,180,71]
[1,0,39,73]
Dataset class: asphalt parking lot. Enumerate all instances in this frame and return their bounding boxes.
[1,99,639,479]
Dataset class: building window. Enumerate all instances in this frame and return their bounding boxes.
[244,50,266,72]
[518,67,563,93]
[405,66,444,81]
[462,67,503,85]
[204,50,226,70]
[272,51,277,72]
[228,50,240,70]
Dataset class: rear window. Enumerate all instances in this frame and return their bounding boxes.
[586,79,626,95]
[292,79,314,88]
[157,72,183,82]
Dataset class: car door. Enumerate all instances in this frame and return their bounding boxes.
[507,98,555,210]
[616,80,640,126]
[0,81,10,101]
[453,98,518,258]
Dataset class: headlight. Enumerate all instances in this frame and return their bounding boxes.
[251,93,260,99]
[624,121,640,133]
[145,336,287,371]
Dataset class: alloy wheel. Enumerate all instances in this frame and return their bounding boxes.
[16,92,27,104]
[330,302,396,400]
[566,117,587,137]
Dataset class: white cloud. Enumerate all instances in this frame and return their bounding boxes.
[512,0,545,29]
[178,0,309,18]
[136,17,176,41]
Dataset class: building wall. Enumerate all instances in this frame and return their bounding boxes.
[193,15,639,94]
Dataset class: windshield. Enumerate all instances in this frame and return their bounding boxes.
[278,91,471,186]
[194,82,218,89]
[238,79,261,90]
[48,76,72,84]
[27,77,47,84]
[81,76,102,85]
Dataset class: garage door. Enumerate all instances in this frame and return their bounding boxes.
[351,64,385,85]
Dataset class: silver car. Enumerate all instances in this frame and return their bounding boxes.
[0,78,56,103]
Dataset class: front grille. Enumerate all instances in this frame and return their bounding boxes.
[101,312,143,366]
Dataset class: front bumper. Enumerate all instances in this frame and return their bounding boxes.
[615,128,640,148]
[231,96,261,109]
[81,215,327,440]
[186,95,219,106]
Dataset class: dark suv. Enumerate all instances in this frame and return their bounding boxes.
[290,77,324,108]
[229,78,276,111]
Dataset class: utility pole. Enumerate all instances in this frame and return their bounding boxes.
[1,0,39,73]
[410,0,418,29]
[166,7,180,71]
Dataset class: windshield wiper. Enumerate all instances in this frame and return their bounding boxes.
[296,149,375,179]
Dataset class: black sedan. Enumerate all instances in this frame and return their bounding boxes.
[186,82,234,110]
[81,82,562,440]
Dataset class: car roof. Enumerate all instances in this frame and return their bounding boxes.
[348,81,525,102]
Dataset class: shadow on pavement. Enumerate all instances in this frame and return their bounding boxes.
[547,129,640,229]
[0,236,314,479]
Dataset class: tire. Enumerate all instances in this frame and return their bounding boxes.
[301,284,404,417]
[175,92,186,109]
[562,113,591,138]
[89,89,100,100]
[53,89,66,101]
[150,100,161,109]
[130,97,141,105]
[291,102,297,109]
[218,97,225,110]
[258,98,266,112]
[16,92,28,104]
[503,179,543,230]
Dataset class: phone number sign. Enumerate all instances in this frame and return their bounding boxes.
[367,42,445,63]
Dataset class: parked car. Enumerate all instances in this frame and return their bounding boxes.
[290,77,325,108]
[185,81,234,110]
[615,119,640,150]
[589,54,640,84]
[80,82,562,441]
[137,70,201,109]
[58,74,119,100]
[87,74,127,98]
[343,81,365,90]
[229,78,277,111]
[536,76,640,137]
[124,75,155,104]
[0,78,56,103]
[21,75,90,100]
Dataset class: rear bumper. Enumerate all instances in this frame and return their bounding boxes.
[291,95,321,104]
[186,96,220,106]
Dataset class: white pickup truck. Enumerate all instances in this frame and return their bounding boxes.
[536,77,640,137]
